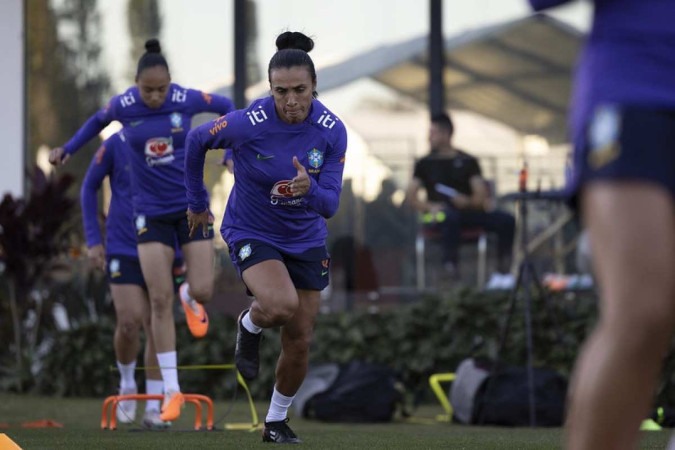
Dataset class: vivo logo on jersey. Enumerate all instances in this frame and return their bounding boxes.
[209,117,228,135]
[120,92,136,108]
[318,111,337,129]
[172,89,188,103]
[247,105,268,126]
[144,137,175,167]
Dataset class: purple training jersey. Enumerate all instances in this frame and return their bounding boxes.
[64,84,234,216]
[530,0,675,139]
[81,132,137,258]
[185,96,348,254]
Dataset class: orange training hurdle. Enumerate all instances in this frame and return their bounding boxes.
[101,393,214,430]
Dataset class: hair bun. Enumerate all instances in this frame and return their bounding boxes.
[275,31,314,53]
[144,38,162,54]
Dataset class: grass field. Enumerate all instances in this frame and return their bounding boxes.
[0,393,670,449]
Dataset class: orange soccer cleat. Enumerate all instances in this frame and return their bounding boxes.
[160,391,184,422]
[180,283,209,338]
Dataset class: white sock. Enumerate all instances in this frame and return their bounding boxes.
[265,387,295,423]
[181,283,199,309]
[117,361,137,391]
[145,379,164,411]
[156,351,180,393]
[242,311,262,334]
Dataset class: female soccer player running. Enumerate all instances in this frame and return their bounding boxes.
[184,31,348,443]
[81,132,170,428]
[50,39,235,422]
[529,1,675,449]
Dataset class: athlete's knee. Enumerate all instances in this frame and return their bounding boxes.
[188,281,213,303]
[148,290,174,316]
[270,304,298,324]
[602,309,675,354]
[116,316,142,340]
[259,298,298,324]
[283,333,312,359]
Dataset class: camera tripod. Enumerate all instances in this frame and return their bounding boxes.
[477,188,566,427]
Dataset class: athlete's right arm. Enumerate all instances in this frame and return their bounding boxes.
[49,100,116,166]
[80,143,112,267]
[528,0,572,11]
[184,114,237,213]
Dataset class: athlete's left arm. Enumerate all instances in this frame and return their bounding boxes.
[80,143,111,249]
[303,125,348,218]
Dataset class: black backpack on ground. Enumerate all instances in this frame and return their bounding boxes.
[473,364,568,427]
[295,361,404,423]
[450,358,568,427]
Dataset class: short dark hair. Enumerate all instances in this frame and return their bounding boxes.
[431,112,454,136]
[136,38,169,79]
[268,31,318,98]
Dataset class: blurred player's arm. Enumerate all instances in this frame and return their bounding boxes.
[50,100,115,165]
[528,0,572,11]
[80,144,111,271]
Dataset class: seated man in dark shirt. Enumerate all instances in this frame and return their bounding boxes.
[406,112,515,289]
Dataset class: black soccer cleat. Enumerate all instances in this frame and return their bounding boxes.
[262,418,301,444]
[235,309,262,380]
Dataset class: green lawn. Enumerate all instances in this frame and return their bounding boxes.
[0,393,669,449]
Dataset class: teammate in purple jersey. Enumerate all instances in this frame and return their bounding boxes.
[530,2,675,449]
[185,31,347,443]
[50,39,235,422]
[81,132,169,429]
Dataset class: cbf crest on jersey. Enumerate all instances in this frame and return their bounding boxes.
[135,215,148,236]
[170,112,183,133]
[238,243,252,261]
[588,104,621,169]
[109,258,121,278]
[307,148,324,174]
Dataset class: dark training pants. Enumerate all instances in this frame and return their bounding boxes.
[440,208,515,273]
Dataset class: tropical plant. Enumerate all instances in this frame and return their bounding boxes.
[0,167,77,392]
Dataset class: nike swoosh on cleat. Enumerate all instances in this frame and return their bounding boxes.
[256,153,275,160]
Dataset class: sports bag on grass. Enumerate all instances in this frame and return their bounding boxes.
[295,361,403,423]
[450,358,568,427]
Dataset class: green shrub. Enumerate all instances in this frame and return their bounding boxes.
[34,288,602,403]
[37,286,675,409]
